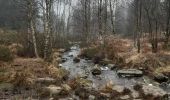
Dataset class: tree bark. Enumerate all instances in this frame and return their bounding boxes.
[28,0,39,58]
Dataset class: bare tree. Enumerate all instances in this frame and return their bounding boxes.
[44,0,54,59]
[27,0,39,58]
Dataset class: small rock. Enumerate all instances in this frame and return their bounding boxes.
[112,85,125,93]
[68,55,73,57]
[153,73,168,83]
[91,65,101,75]
[100,92,110,98]
[89,95,95,100]
[73,57,80,63]
[132,91,139,98]
[61,58,67,63]
[107,64,116,70]
[56,57,62,63]
[45,85,62,95]
[120,95,130,100]
[80,74,88,79]
[59,64,63,67]
[101,67,109,71]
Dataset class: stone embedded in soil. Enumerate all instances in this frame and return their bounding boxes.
[117,69,143,77]
[73,57,80,63]
[153,73,168,83]
[45,85,62,95]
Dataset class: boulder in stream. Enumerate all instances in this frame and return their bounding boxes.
[153,73,168,83]
[73,57,80,63]
[91,65,102,75]
[117,69,143,77]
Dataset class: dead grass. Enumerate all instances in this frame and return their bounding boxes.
[155,65,170,76]
[90,35,170,75]
[0,58,69,88]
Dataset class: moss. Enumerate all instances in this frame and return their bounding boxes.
[0,45,13,61]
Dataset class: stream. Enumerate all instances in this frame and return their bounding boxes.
[61,45,170,92]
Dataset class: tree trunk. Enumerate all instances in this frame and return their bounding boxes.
[98,0,103,35]
[109,0,116,34]
[28,0,39,58]
[44,0,52,59]
[30,20,39,58]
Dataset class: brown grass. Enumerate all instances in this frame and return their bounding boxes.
[0,58,69,88]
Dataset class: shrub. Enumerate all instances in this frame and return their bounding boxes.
[0,45,13,61]
[80,47,100,59]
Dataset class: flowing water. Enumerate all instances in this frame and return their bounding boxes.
[61,45,170,92]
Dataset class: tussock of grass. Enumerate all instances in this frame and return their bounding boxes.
[155,65,170,76]
[8,68,35,88]
[46,64,69,80]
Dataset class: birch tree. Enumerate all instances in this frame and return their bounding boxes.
[44,0,54,59]
[27,0,39,58]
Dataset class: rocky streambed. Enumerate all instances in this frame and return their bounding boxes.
[58,45,170,100]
